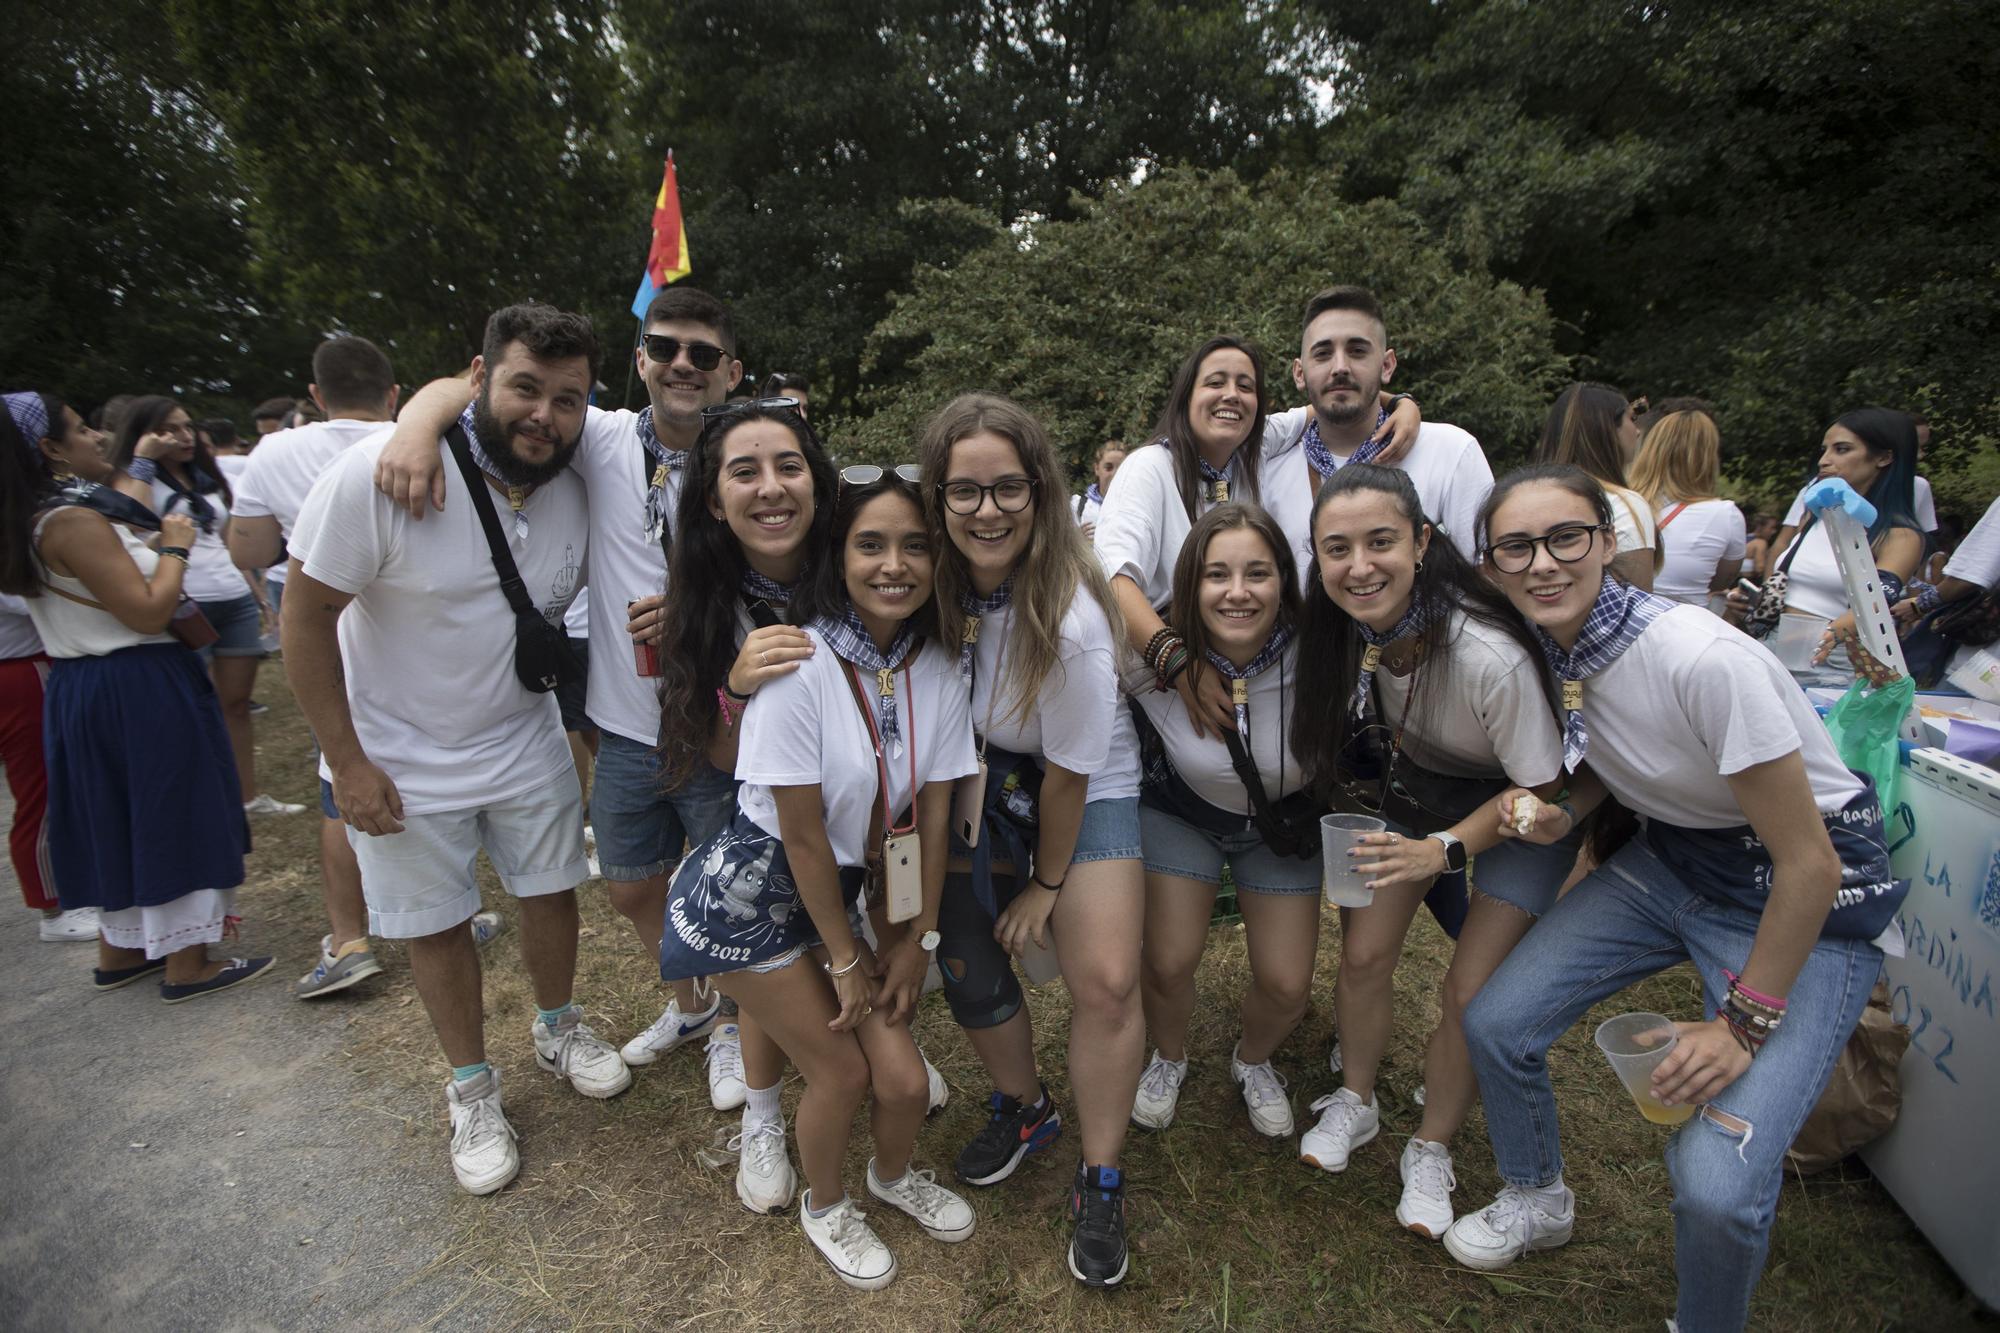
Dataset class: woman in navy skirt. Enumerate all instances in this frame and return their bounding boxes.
[2,391,270,1001]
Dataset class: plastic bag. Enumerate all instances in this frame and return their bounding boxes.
[1787,979,1909,1174]
[1822,676,1915,810]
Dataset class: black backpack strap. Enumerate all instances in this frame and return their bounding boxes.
[1220,726,1283,829]
[444,424,536,619]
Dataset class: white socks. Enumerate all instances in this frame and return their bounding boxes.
[744,1080,783,1131]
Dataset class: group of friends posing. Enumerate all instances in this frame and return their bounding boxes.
[1,280,1909,1333]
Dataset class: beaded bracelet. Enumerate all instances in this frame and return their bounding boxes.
[714,687,743,729]
[1144,628,1180,673]
[1723,969,1787,1014]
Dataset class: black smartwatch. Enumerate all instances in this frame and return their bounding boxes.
[1428,831,1467,873]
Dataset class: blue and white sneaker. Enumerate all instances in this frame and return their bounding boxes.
[619,991,722,1066]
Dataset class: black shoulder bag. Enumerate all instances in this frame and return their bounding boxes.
[1218,729,1323,860]
[445,424,583,694]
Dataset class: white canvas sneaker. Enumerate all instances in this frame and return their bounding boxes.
[1229,1047,1294,1137]
[532,1008,632,1098]
[445,1068,519,1195]
[1131,1050,1187,1130]
[1396,1138,1457,1238]
[800,1191,897,1290]
[732,1119,795,1214]
[38,907,99,942]
[620,992,721,1065]
[1443,1183,1576,1270]
[706,1024,747,1110]
[1299,1087,1380,1172]
[866,1159,976,1242]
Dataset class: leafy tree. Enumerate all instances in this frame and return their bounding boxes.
[848,166,1567,471]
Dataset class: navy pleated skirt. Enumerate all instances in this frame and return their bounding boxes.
[42,642,248,911]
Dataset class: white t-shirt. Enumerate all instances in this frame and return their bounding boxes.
[969,589,1140,803]
[216,454,250,485]
[150,476,245,603]
[1653,498,1747,606]
[1260,408,1494,563]
[564,585,590,638]
[1580,605,1860,828]
[0,593,45,659]
[292,438,588,814]
[1943,496,2000,588]
[1072,493,1102,529]
[232,419,392,586]
[572,406,687,746]
[1776,520,1850,620]
[1783,476,1936,533]
[1135,640,1304,813]
[1374,611,1562,784]
[1604,484,1657,558]
[1093,439,1306,611]
[735,634,977,866]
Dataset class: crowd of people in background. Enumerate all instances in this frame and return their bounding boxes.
[4,278,1995,1332]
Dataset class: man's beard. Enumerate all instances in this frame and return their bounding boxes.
[1315,373,1382,427]
[473,392,579,488]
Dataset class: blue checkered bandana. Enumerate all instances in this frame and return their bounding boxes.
[1083,482,1103,508]
[1204,624,1294,743]
[741,568,793,605]
[4,392,49,452]
[1301,407,1390,479]
[956,575,1015,681]
[1197,456,1231,504]
[1352,594,1440,719]
[813,605,918,758]
[458,406,531,537]
[1533,579,1675,772]
[636,407,690,545]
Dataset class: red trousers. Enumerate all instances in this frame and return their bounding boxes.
[0,655,57,911]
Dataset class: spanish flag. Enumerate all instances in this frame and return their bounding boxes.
[630,151,691,319]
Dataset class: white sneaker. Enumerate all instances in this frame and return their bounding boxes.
[243,793,306,816]
[620,992,721,1065]
[445,1068,519,1195]
[1328,1037,1343,1075]
[1396,1138,1457,1238]
[532,1008,632,1098]
[1299,1087,1380,1172]
[732,1118,795,1214]
[1131,1050,1187,1130]
[800,1191,897,1290]
[866,1158,976,1242]
[39,907,99,942]
[1442,1183,1576,1270]
[923,1053,949,1115]
[1230,1046,1294,1137]
[707,1024,747,1110]
[470,911,506,947]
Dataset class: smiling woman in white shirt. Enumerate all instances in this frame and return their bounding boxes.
[659,470,979,1292]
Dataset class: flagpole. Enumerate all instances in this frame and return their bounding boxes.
[623,316,640,409]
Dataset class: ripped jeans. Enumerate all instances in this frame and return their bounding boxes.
[1463,837,1880,1333]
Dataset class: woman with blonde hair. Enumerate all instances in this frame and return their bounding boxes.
[1627,410,1746,608]
[1533,383,1657,591]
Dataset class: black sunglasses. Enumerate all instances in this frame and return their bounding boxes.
[639,334,727,372]
[840,464,921,488]
[699,396,801,421]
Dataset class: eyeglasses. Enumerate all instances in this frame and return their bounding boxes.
[938,477,1036,515]
[639,334,727,372]
[1484,523,1610,574]
[839,463,921,488]
[699,396,801,421]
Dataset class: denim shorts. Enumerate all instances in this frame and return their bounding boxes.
[1373,813,1581,918]
[1138,798,1321,896]
[590,729,736,882]
[197,593,267,660]
[1071,795,1142,864]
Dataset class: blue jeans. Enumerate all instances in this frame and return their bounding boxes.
[1463,837,1880,1333]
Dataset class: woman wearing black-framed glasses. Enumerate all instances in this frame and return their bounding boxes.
[1290,464,1574,1241]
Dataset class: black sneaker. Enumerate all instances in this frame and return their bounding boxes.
[1068,1162,1130,1288]
[955,1084,1061,1186]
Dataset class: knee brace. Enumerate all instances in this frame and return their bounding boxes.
[936,873,1024,1030]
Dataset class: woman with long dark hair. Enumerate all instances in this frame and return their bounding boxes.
[1128,504,1323,1140]
[1533,383,1657,591]
[917,392,1144,1287]
[1445,464,1901,1333]
[111,395,297,817]
[2,391,269,998]
[1288,464,1575,1239]
[657,468,977,1290]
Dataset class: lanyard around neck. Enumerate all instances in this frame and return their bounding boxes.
[842,661,919,838]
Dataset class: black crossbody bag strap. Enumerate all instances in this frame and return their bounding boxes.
[446,425,537,618]
[1219,728,1287,834]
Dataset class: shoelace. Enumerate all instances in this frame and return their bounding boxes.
[550,1021,614,1073]
[1482,1186,1536,1243]
[1138,1058,1184,1100]
[728,1121,786,1172]
[453,1092,514,1152]
[1308,1091,1359,1123]
[882,1168,952,1222]
[1239,1061,1288,1108]
[1407,1144,1456,1198]
[969,1099,1026,1155]
[708,1033,744,1082]
[1075,1177,1124,1241]
[823,1202,877,1262]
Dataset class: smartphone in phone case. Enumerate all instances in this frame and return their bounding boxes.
[883,830,922,922]
[953,759,988,848]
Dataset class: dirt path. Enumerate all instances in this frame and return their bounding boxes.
[0,788,503,1332]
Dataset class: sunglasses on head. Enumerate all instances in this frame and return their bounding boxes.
[639,334,727,372]
[699,396,801,422]
[839,463,921,488]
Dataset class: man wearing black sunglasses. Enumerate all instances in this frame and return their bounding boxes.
[373,288,756,1097]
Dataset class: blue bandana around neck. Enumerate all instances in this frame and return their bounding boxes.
[1352,594,1440,720]
[1533,579,1675,772]
[814,606,919,758]
[740,568,794,606]
[1197,456,1232,504]
[1203,624,1294,743]
[956,575,1016,681]
[635,407,690,545]
[1083,482,1103,508]
[457,406,533,538]
[1301,407,1391,479]
[155,459,224,534]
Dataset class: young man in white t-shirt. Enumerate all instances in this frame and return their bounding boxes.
[283,304,627,1196]
[1263,286,1494,562]
[231,335,404,1002]
[372,287,751,1090]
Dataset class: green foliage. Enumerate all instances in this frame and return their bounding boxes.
[847,167,1567,471]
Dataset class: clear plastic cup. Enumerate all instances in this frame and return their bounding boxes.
[1594,1011,1697,1126]
[1321,813,1386,908]
[1766,612,1831,671]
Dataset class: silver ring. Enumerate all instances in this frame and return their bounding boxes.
[761,651,769,667]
